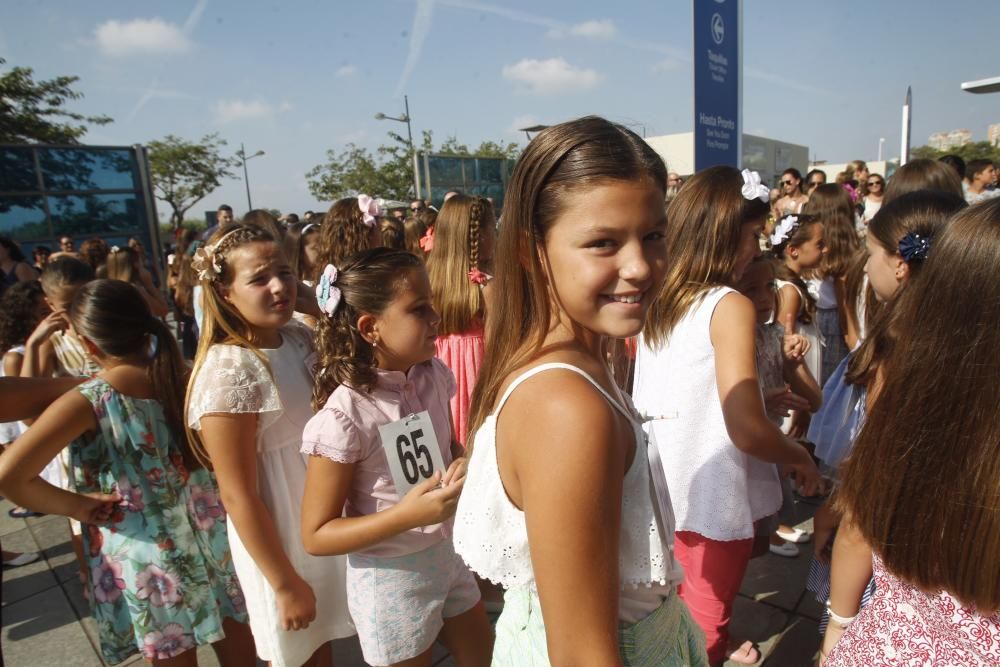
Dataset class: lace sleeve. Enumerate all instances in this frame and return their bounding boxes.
[301,406,362,463]
[187,344,283,430]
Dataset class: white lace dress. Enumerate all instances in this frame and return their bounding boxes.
[187,323,354,666]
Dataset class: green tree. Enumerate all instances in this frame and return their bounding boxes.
[148,134,237,229]
[911,141,1000,165]
[306,130,522,203]
[0,58,112,144]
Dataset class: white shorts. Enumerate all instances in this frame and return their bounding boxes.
[346,539,481,666]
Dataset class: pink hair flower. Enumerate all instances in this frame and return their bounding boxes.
[468,267,493,286]
[357,194,381,227]
[419,225,435,252]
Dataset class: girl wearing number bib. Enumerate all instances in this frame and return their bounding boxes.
[300,248,492,667]
[184,224,354,667]
[454,117,707,666]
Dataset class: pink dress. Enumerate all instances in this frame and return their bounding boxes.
[827,555,1000,665]
[435,322,484,447]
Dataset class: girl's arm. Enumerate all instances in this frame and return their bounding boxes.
[199,412,316,631]
[501,372,626,667]
[712,293,821,492]
[4,351,37,426]
[21,312,66,377]
[300,458,461,556]
[0,390,118,522]
[136,280,170,318]
[784,358,822,412]
[775,284,802,335]
[819,518,873,663]
[0,376,84,422]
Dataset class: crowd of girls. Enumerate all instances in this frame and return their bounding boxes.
[0,118,997,667]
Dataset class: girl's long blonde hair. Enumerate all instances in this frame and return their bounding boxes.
[183,224,279,466]
[466,116,666,447]
[426,194,495,335]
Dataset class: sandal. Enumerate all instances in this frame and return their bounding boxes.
[728,640,761,665]
[7,506,44,519]
[3,551,40,568]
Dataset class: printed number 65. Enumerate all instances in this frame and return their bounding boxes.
[396,428,433,484]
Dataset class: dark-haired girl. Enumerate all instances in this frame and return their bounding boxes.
[0,279,255,665]
[300,248,492,667]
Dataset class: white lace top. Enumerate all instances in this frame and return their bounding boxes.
[454,363,683,616]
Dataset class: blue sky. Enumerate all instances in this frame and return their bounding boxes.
[3,0,998,219]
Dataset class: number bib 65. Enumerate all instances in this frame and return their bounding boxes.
[378,411,447,497]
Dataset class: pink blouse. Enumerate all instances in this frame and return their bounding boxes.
[301,359,457,558]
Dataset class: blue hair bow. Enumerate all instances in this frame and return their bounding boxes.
[898,233,931,263]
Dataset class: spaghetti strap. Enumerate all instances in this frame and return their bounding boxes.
[493,362,635,423]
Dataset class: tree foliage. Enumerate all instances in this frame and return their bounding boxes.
[306,130,522,202]
[148,134,237,229]
[0,58,112,144]
[910,141,1000,165]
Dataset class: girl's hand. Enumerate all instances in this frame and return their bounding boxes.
[72,492,122,525]
[787,410,811,439]
[27,311,69,346]
[782,313,810,361]
[274,574,317,631]
[787,449,822,497]
[397,470,464,528]
[763,385,811,419]
[441,456,468,487]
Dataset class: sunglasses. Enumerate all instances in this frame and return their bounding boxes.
[809,181,824,186]
[867,180,883,186]
[781,180,795,186]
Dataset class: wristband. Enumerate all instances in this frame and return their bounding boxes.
[825,600,857,628]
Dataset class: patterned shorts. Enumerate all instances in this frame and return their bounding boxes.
[346,539,481,666]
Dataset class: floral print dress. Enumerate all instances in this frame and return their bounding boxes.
[72,378,248,664]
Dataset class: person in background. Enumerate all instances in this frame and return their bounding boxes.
[79,238,110,275]
[31,245,51,273]
[938,154,966,183]
[860,174,885,226]
[0,237,36,297]
[965,158,999,204]
[884,159,964,201]
[806,169,827,195]
[775,168,809,216]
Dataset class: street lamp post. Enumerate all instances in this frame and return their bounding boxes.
[878,137,885,162]
[235,143,265,211]
[375,95,420,199]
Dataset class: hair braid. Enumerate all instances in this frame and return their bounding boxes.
[468,198,482,273]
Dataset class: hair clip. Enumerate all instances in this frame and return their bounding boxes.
[191,243,223,281]
[898,232,931,263]
[468,267,492,286]
[770,215,800,247]
[741,169,770,203]
[418,225,435,252]
[357,194,381,227]
[315,264,342,315]
[110,245,122,253]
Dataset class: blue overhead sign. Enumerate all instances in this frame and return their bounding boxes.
[693,0,741,170]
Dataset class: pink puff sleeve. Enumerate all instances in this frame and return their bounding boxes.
[430,358,457,400]
[301,406,362,464]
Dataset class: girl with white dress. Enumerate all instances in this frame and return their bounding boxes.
[185,224,354,667]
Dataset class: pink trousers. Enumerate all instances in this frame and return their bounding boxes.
[674,531,753,664]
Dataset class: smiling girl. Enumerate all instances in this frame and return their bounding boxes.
[454,116,706,666]
[184,224,353,667]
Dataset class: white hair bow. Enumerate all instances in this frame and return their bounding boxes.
[741,169,769,203]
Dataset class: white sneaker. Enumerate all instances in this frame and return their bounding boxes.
[776,526,812,544]
[769,541,800,558]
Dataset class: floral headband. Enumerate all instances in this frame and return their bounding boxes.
[898,232,931,263]
[741,169,770,203]
[191,228,240,281]
[357,194,381,228]
[770,215,800,247]
[315,264,342,315]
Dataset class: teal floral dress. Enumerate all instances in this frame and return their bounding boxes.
[71,378,248,664]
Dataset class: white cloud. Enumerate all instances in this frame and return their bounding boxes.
[94,18,191,56]
[214,99,291,124]
[335,64,358,78]
[502,58,602,95]
[652,59,679,74]
[570,19,616,39]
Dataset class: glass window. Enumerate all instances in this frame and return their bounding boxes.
[427,155,464,187]
[0,196,50,238]
[48,193,144,235]
[39,148,137,192]
[0,148,40,193]
[475,158,503,183]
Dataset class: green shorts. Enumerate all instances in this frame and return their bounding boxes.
[492,587,709,666]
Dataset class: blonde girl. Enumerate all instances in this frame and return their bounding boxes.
[184,224,353,667]
[427,195,496,445]
[455,116,707,666]
[635,166,821,665]
[105,245,170,318]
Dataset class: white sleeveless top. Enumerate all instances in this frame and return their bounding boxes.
[454,363,683,618]
[633,287,782,541]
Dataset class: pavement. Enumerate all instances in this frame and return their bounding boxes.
[1,494,823,666]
